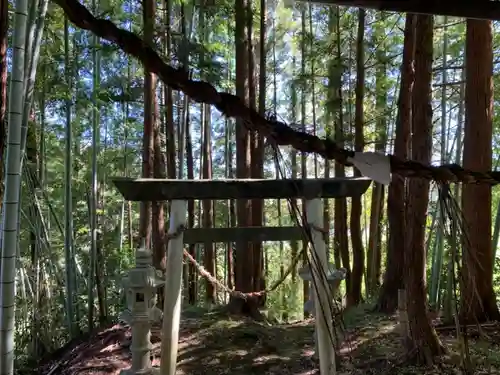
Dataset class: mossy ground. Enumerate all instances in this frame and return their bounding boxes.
[38,303,500,374]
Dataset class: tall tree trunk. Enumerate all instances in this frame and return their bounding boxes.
[229,0,259,317]
[162,0,178,303]
[460,19,500,323]
[97,133,109,321]
[331,7,350,295]
[367,14,388,296]
[88,0,100,329]
[143,0,166,308]
[247,0,260,298]
[376,14,415,313]
[140,0,154,249]
[202,102,215,304]
[164,0,175,180]
[35,90,47,357]
[63,15,78,338]
[348,8,366,308]
[300,6,309,314]
[405,14,444,364]
[186,112,197,304]
[225,23,235,298]
[252,0,266,307]
[152,116,166,305]
[290,74,298,284]
[199,5,216,304]
[124,48,134,250]
[227,122,235,292]
[95,231,107,323]
[289,60,300,304]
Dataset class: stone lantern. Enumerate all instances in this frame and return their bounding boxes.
[120,246,165,375]
[299,264,346,356]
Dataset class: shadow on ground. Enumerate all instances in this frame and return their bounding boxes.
[175,314,318,374]
[36,304,500,375]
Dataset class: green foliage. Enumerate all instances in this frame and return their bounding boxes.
[8,1,500,372]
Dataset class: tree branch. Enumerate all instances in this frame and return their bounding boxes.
[296,0,500,21]
[52,0,500,184]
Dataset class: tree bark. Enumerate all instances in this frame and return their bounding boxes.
[144,0,167,308]
[460,19,500,323]
[198,1,216,305]
[300,8,309,313]
[367,14,388,296]
[186,114,197,304]
[405,14,444,364]
[375,14,415,313]
[140,0,154,249]
[329,7,350,297]
[202,103,216,304]
[348,8,366,308]
[228,0,260,318]
[227,123,235,293]
[163,0,176,181]
[153,107,166,304]
[96,231,108,324]
[252,0,266,307]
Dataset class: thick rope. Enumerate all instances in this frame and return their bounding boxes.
[53,0,500,185]
[167,225,304,300]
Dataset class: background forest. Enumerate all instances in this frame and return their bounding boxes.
[1,0,500,373]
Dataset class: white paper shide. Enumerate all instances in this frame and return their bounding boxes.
[347,151,391,185]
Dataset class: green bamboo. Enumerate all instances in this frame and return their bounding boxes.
[0,0,28,372]
[88,0,100,330]
[63,16,77,338]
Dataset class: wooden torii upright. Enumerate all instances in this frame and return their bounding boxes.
[113,176,371,375]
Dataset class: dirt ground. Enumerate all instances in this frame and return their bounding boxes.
[37,304,500,375]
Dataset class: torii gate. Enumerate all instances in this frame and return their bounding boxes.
[113,176,371,375]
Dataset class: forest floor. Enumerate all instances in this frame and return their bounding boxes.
[37,303,500,375]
